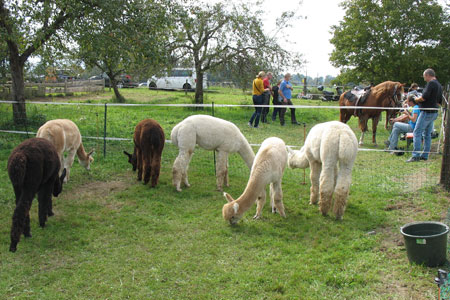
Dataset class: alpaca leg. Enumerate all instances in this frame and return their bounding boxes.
[136,148,143,181]
[309,161,321,205]
[23,210,32,238]
[182,150,194,188]
[272,181,286,217]
[216,151,228,191]
[333,166,353,220]
[38,183,53,228]
[143,156,151,185]
[10,189,33,252]
[150,155,161,188]
[319,165,335,217]
[254,190,266,219]
[64,149,77,183]
[270,183,276,213]
[172,150,192,192]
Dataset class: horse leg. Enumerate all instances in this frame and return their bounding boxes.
[358,116,368,146]
[372,115,381,146]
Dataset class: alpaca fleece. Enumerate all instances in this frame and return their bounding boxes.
[8,138,66,252]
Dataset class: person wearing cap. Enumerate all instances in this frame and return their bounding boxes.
[249,71,269,128]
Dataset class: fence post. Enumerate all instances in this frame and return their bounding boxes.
[440,95,450,190]
[103,103,107,158]
[212,102,216,175]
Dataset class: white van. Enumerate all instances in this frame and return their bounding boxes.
[147,68,208,90]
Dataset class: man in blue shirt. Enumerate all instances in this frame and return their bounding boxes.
[407,68,442,162]
[278,73,299,125]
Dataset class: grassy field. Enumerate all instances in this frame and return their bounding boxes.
[0,87,448,299]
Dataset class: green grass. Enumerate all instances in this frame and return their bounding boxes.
[0,87,448,299]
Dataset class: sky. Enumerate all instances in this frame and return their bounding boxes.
[259,0,345,77]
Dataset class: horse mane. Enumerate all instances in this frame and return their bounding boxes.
[371,81,402,99]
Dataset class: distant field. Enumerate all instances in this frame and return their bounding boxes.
[0,87,447,299]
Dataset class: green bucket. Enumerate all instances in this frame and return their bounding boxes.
[400,221,449,267]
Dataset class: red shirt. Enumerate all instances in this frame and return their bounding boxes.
[263,77,271,90]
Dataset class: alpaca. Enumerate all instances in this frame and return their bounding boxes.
[36,119,94,182]
[222,137,287,225]
[124,119,165,187]
[287,121,358,220]
[171,115,255,192]
[8,138,66,252]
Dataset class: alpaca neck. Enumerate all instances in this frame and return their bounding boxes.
[76,143,89,161]
[235,172,266,212]
[238,141,255,169]
[296,147,310,169]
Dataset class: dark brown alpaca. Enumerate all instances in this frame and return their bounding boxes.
[8,138,66,252]
[124,119,165,187]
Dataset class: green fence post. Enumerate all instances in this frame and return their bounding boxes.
[103,103,107,158]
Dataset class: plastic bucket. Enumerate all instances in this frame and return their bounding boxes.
[400,221,449,267]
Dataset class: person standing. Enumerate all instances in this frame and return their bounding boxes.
[249,71,268,128]
[261,72,273,123]
[407,68,442,162]
[278,73,299,125]
[271,80,283,123]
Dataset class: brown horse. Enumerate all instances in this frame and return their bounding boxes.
[339,81,404,146]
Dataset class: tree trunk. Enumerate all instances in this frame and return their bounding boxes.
[440,97,450,189]
[10,56,27,125]
[194,70,204,104]
[109,77,125,103]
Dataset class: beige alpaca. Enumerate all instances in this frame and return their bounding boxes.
[287,121,358,220]
[222,137,287,225]
[171,115,255,192]
[36,119,94,182]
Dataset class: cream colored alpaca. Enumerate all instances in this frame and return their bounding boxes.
[36,119,94,182]
[287,121,358,220]
[222,137,287,225]
[171,115,255,192]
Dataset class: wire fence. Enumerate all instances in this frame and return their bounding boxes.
[0,100,444,195]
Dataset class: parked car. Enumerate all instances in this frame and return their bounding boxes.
[147,68,207,90]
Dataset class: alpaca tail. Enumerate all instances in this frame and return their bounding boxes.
[170,124,179,148]
[8,153,27,187]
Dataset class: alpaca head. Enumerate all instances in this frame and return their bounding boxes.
[286,146,309,169]
[53,168,67,197]
[222,192,242,225]
[123,150,137,171]
[79,150,94,170]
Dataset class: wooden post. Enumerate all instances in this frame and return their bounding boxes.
[440,93,450,190]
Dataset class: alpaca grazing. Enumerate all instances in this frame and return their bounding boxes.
[171,115,255,192]
[287,121,358,220]
[124,119,165,187]
[36,119,94,182]
[222,137,287,225]
[8,138,66,252]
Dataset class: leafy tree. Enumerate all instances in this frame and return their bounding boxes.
[171,1,301,103]
[72,0,170,102]
[0,0,98,124]
[330,0,449,86]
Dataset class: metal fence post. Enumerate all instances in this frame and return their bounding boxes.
[103,103,107,158]
[440,96,450,189]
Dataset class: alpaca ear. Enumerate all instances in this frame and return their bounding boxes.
[223,192,234,203]
[286,146,295,155]
[123,151,132,158]
[88,149,95,156]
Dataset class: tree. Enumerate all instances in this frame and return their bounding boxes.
[0,0,98,124]
[330,0,449,85]
[72,0,170,102]
[171,1,301,104]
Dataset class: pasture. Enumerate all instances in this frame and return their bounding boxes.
[0,87,448,299]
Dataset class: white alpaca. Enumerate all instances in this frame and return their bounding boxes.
[287,121,358,220]
[171,115,255,192]
[222,137,287,225]
[36,119,94,182]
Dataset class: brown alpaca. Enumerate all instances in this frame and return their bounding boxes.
[124,119,165,187]
[8,138,66,252]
